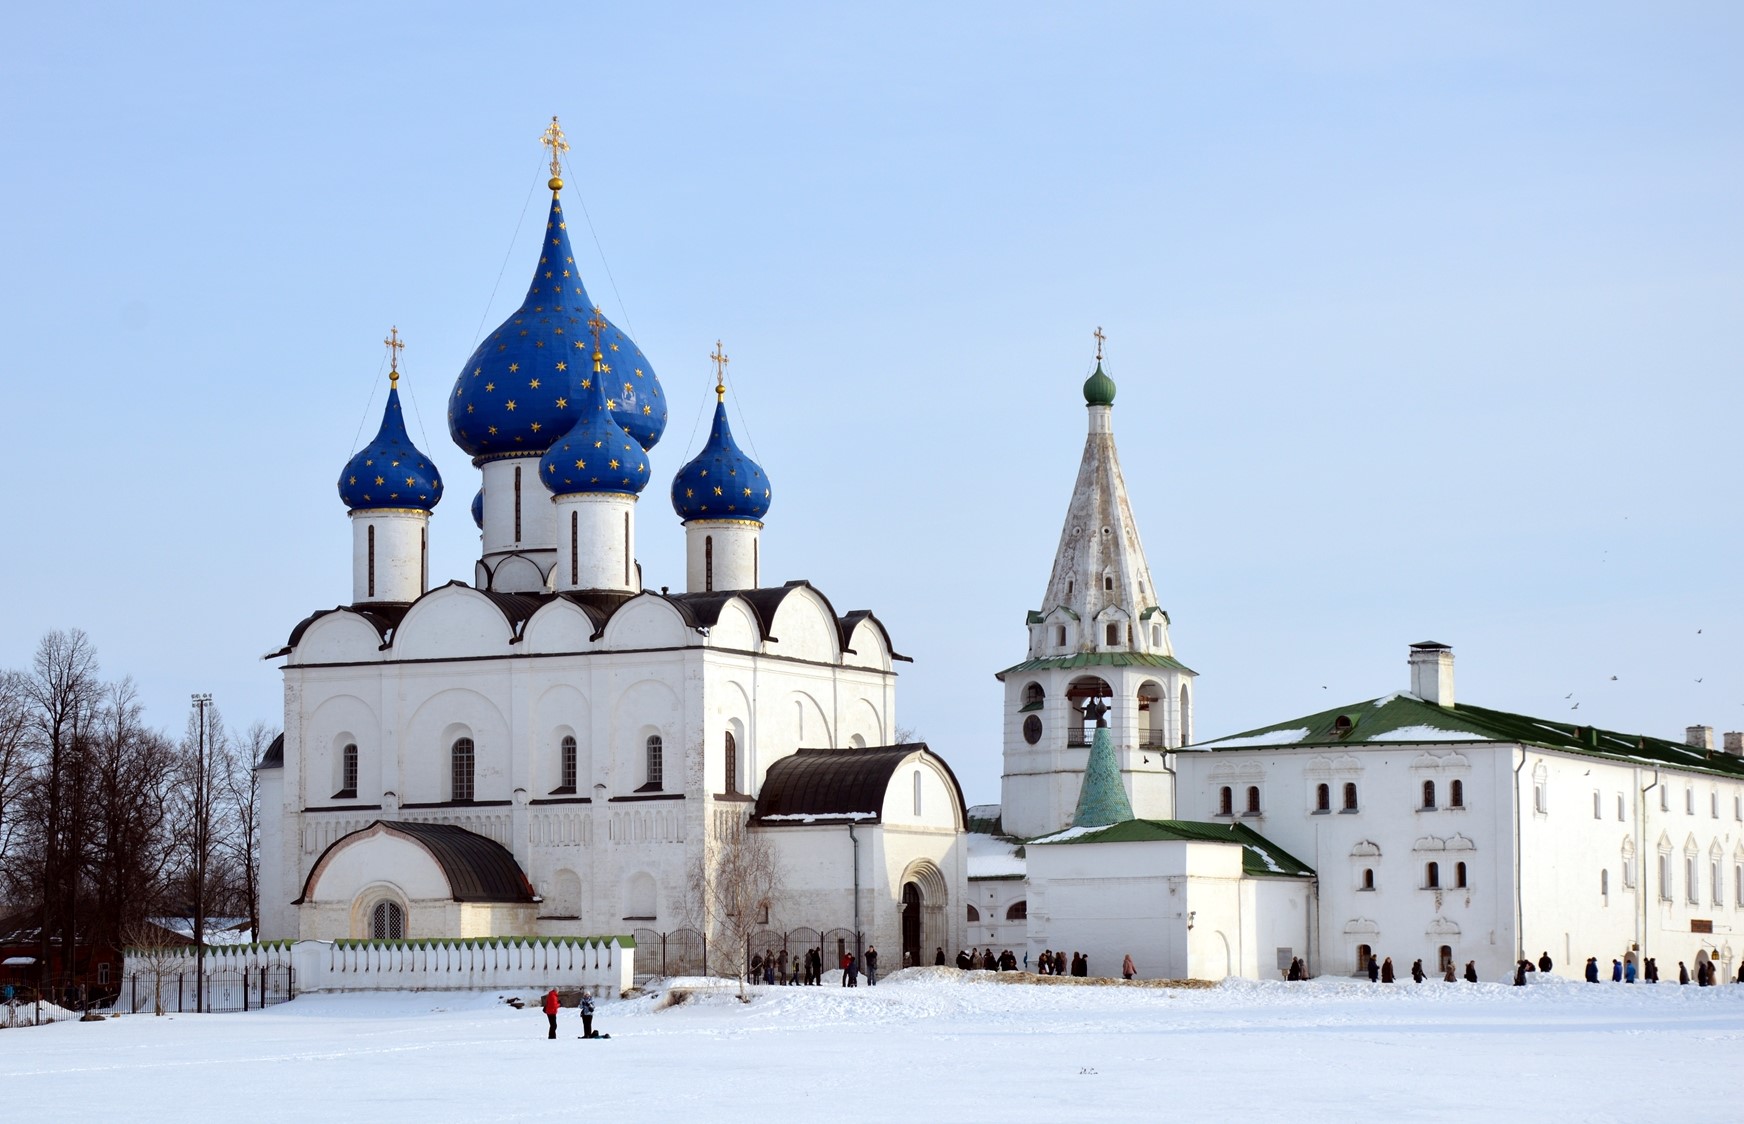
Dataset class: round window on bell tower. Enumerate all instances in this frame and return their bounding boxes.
[1022,715,1043,745]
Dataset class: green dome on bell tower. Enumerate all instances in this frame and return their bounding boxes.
[1082,362,1116,407]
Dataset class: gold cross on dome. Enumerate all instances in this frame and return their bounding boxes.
[587,306,608,372]
[541,116,570,180]
[710,340,729,401]
[384,326,405,386]
[1093,325,1106,363]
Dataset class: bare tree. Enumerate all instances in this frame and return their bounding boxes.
[83,679,177,961]
[174,697,230,1010]
[687,814,783,996]
[222,722,274,939]
[0,670,29,906]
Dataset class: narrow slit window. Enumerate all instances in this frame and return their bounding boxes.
[514,465,523,543]
[367,524,376,597]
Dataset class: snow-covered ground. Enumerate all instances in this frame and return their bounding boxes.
[5,969,1741,1120]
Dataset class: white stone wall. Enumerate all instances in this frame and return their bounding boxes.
[685,520,760,593]
[350,509,427,603]
[264,583,905,947]
[553,493,638,592]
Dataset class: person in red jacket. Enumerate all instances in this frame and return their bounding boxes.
[542,988,560,1039]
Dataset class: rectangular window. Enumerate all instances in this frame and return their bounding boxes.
[1592,791,1601,819]
[1659,855,1673,901]
[1687,857,1700,904]
[914,771,923,817]
[1686,787,1695,815]
[1714,862,1724,907]
[1736,795,1742,822]
[1617,794,1625,822]
[1534,783,1546,815]
[1660,787,1669,813]
[1713,792,1721,819]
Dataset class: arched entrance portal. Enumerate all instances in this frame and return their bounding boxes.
[901,882,922,968]
[898,859,949,969]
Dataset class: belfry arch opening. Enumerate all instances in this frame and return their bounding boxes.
[1066,676,1113,747]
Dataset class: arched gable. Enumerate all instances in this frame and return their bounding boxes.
[522,597,601,654]
[392,584,519,659]
[841,616,894,672]
[401,687,510,804]
[707,597,762,651]
[601,593,695,651]
[293,611,389,665]
[299,821,534,905]
[302,693,381,801]
[767,586,842,663]
[880,751,967,831]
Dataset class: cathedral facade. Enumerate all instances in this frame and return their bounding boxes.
[257,130,966,968]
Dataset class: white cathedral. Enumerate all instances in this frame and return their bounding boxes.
[259,125,1744,986]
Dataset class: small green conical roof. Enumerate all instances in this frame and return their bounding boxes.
[1082,362,1116,407]
[1072,725,1134,828]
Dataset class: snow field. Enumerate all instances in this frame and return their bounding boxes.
[4,968,1741,1121]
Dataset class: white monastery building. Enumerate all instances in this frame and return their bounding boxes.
[250,123,1743,991]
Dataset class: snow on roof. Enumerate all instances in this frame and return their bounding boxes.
[1194,727,1311,750]
[966,832,1025,879]
[1360,725,1491,743]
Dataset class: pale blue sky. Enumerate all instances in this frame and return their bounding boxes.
[3,2,1740,800]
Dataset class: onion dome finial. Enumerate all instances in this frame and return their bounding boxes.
[1083,327,1116,406]
[339,331,444,511]
[671,341,772,523]
[448,119,667,462]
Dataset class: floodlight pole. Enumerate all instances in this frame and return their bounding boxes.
[191,693,211,1013]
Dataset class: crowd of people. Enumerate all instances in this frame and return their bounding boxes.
[1332,949,1741,986]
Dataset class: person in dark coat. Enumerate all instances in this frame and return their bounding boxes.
[1286,957,1302,981]
[1678,961,1689,985]
[1611,959,1623,983]
[1645,957,1658,983]
[1514,960,1529,986]
[543,988,561,1039]
[956,949,971,970]
[865,946,878,986]
[1624,958,1637,983]
[935,947,946,967]
[1464,960,1479,983]
[1410,959,1424,983]
[1381,957,1396,983]
[1367,955,1380,983]
[1443,962,1456,983]
[579,992,595,1038]
[1538,951,1553,974]
[1584,957,1599,982]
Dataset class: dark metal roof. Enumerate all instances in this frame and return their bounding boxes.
[275,579,906,664]
[752,744,965,826]
[258,733,284,770]
[297,821,534,905]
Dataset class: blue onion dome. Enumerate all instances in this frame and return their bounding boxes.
[470,487,484,529]
[448,191,667,461]
[671,380,771,524]
[538,340,652,496]
[338,374,444,511]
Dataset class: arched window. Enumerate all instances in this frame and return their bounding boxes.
[1315,783,1330,813]
[1179,684,1192,746]
[1425,861,1440,889]
[1438,945,1453,974]
[1343,782,1359,812]
[560,735,578,792]
[451,738,475,802]
[338,743,358,798]
[646,736,664,790]
[1005,901,1027,922]
[1600,869,1609,897]
[1218,786,1233,816]
[1422,780,1436,810]
[1455,861,1467,888]
[723,732,738,794]
[1450,779,1464,808]
[1245,786,1261,815]
[1105,623,1120,646]
[1103,574,1114,591]
[1055,625,1067,647]
[1361,868,1375,891]
[966,904,980,923]
[370,900,405,940]
[1022,682,1045,709]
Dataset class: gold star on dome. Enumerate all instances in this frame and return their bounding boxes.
[606,398,616,409]
[405,476,416,486]
[685,488,693,498]
[505,400,517,411]
[529,378,541,389]
[580,378,591,390]
[348,475,356,485]
[743,487,752,496]
[374,476,385,485]
[485,382,495,392]
[642,405,651,415]
[488,425,499,435]
[574,340,586,350]
[466,404,474,413]
[556,361,567,372]
[530,421,542,432]
[574,459,586,470]
[509,363,519,373]
[622,383,632,395]
[547,464,556,474]
[610,342,619,351]
[593,440,602,448]
[473,367,482,376]
[555,397,568,408]
[609,458,620,469]
[713,486,723,496]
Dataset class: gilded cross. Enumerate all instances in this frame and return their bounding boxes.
[710,339,729,401]
[587,306,607,372]
[541,116,570,181]
[384,326,405,386]
[1093,326,1106,363]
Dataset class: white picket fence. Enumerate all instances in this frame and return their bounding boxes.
[121,935,634,1011]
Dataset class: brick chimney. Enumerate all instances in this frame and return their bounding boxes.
[1408,642,1455,707]
[1686,725,1715,751]
[1723,731,1743,756]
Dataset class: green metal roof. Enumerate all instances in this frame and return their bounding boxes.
[1033,818,1315,879]
[1072,726,1135,828]
[996,650,1195,681]
[1193,693,1744,782]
